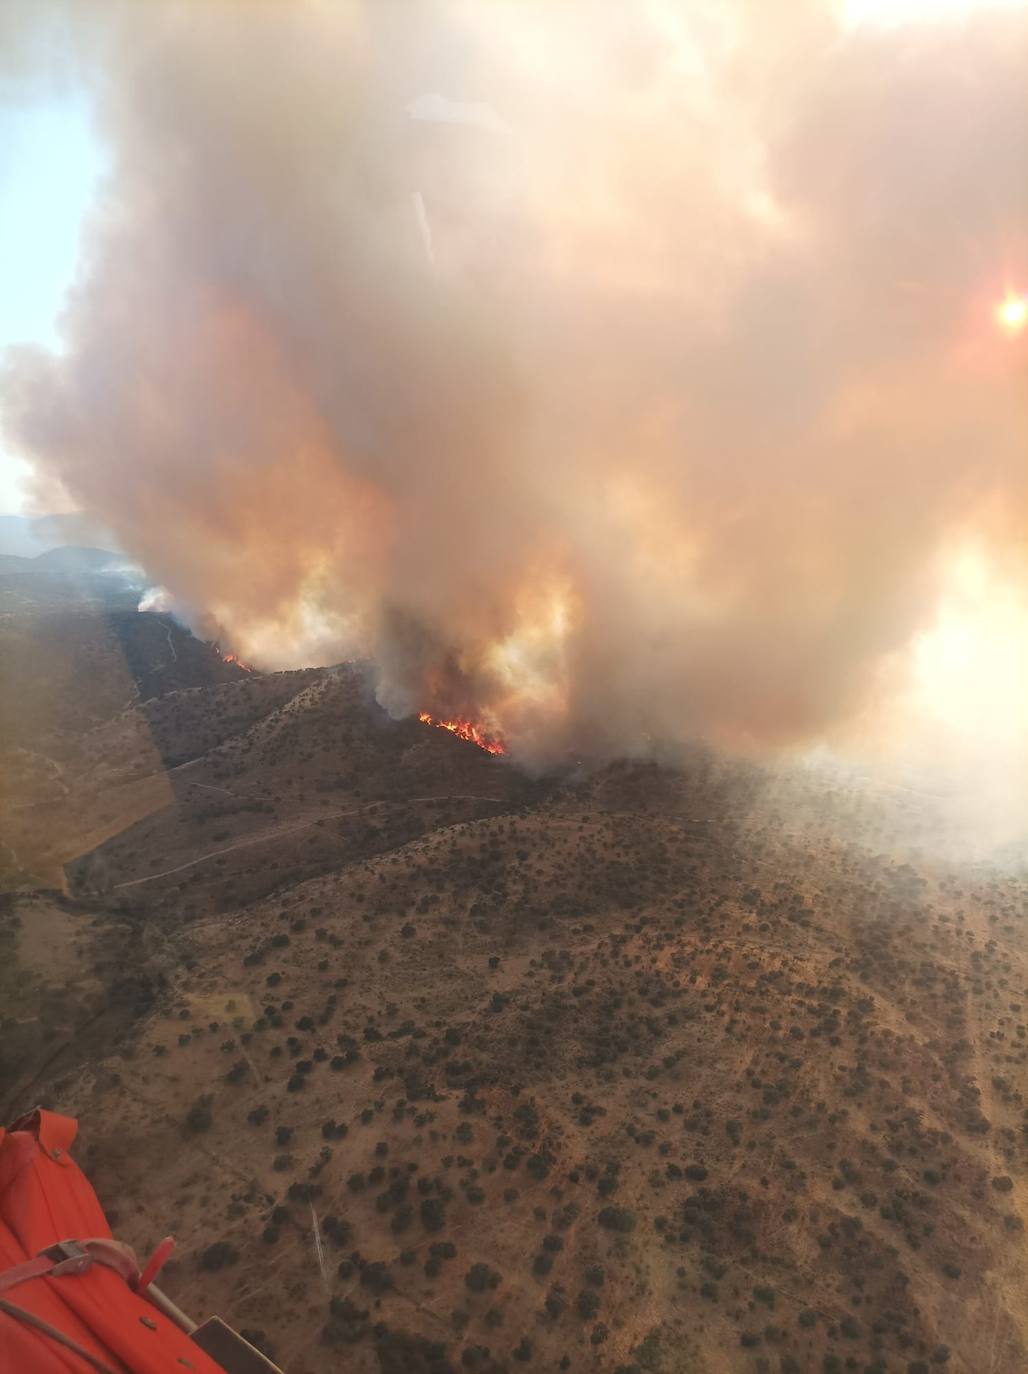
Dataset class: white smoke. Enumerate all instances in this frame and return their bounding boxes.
[0,1,1026,843]
[137,584,176,615]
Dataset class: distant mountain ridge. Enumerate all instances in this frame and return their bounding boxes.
[0,512,119,558]
[29,544,124,572]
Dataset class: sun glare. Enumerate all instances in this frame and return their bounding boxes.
[912,552,1028,745]
[995,290,1028,335]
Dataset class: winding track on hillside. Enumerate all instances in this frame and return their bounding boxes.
[111,793,507,889]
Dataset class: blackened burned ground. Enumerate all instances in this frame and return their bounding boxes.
[1,571,1027,1373]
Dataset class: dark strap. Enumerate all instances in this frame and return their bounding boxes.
[0,1295,118,1374]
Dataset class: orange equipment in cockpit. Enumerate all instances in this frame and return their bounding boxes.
[0,1110,278,1374]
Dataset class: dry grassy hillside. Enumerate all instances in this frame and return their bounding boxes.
[2,571,1027,1374]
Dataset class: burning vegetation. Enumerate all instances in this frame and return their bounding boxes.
[418,711,506,756]
[214,645,255,673]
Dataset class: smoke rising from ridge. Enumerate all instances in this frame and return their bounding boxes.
[2,1,1027,778]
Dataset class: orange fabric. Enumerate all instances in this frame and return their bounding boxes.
[0,1115,111,1247]
[0,1211,121,1373]
[0,1111,226,1374]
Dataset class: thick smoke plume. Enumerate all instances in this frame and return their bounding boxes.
[2,0,1027,772]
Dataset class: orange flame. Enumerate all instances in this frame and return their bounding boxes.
[418,710,506,755]
[215,644,255,672]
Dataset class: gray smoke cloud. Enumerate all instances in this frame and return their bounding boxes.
[2,0,1027,766]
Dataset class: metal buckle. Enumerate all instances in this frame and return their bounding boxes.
[42,1241,93,1278]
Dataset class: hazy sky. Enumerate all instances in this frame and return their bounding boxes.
[0,95,105,513]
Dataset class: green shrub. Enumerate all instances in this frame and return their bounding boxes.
[577,1290,600,1320]
[183,1095,213,1134]
[199,1240,238,1271]
[598,1206,636,1233]
[465,1263,501,1294]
